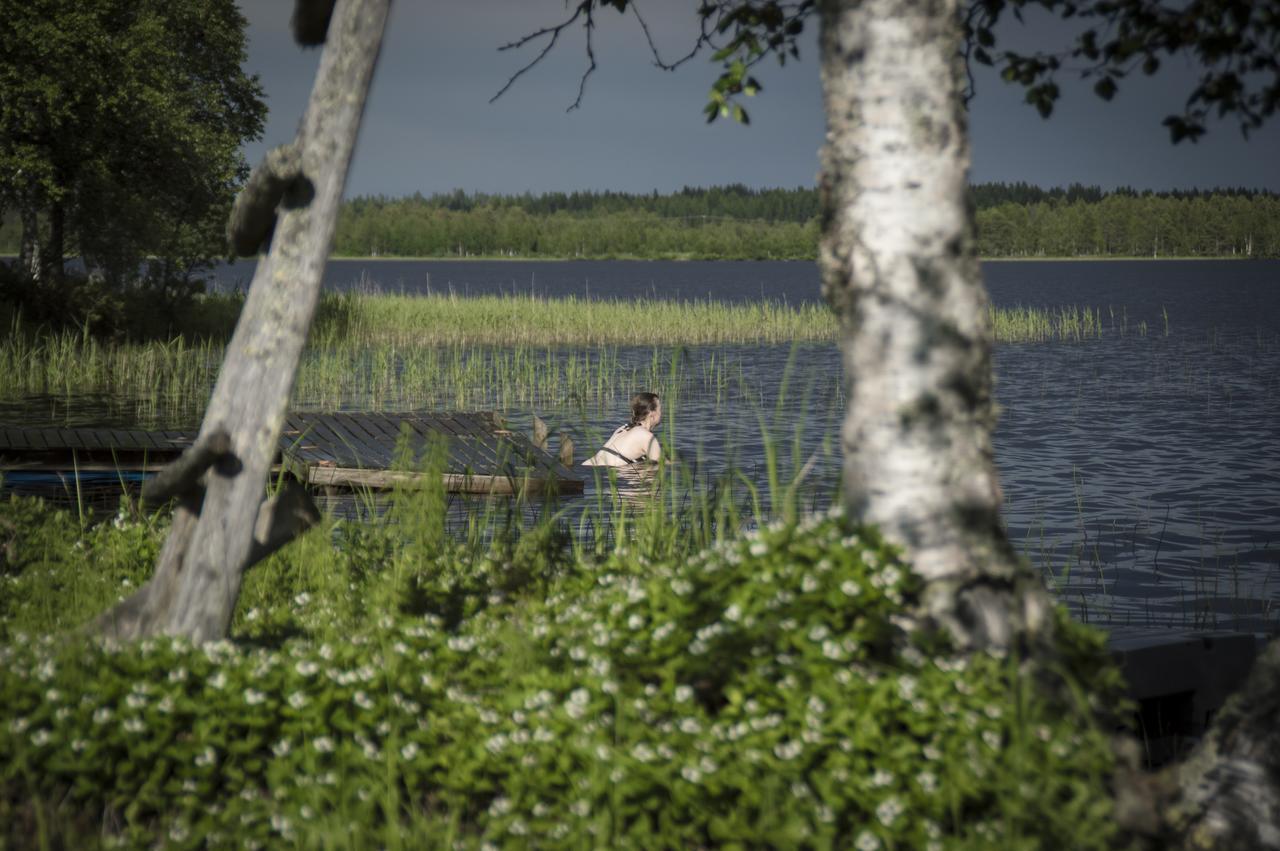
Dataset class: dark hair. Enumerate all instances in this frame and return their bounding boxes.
[627,392,660,428]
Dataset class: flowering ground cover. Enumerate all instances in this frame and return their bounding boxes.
[0,479,1125,849]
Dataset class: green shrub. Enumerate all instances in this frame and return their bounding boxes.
[0,497,1123,850]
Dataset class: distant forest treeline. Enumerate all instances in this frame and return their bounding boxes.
[4,183,1278,261]
[332,183,1280,259]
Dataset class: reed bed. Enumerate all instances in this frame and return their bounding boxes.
[310,291,1109,347]
[0,296,1114,421]
[990,304,1104,342]
[309,291,832,347]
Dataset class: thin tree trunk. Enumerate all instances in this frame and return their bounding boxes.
[18,176,40,281]
[95,0,389,642]
[816,0,1051,649]
[46,196,65,285]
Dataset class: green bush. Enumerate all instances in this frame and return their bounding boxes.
[0,498,1123,849]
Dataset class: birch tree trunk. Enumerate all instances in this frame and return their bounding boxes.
[1166,638,1280,849]
[816,0,1051,649]
[95,0,389,643]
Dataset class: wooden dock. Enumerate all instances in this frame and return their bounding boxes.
[0,412,582,496]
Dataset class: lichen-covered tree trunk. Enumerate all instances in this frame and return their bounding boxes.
[816,0,1050,649]
[1166,638,1280,849]
[95,0,389,643]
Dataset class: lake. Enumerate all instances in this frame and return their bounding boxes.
[210,257,1280,634]
[12,258,1280,633]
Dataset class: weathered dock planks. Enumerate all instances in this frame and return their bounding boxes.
[0,412,583,495]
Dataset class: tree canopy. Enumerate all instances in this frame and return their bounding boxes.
[0,0,266,285]
[496,0,1280,141]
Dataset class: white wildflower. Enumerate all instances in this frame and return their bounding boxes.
[855,830,881,851]
[565,688,590,720]
[876,796,903,827]
[773,740,803,761]
[243,689,266,705]
[313,736,335,753]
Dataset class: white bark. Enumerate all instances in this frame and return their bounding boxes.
[95,0,390,642]
[817,0,1051,648]
[1168,638,1280,849]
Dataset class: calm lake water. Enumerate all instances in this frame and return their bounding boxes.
[12,259,1280,633]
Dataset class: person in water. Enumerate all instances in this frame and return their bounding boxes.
[583,392,663,466]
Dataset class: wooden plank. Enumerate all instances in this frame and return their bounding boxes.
[87,428,123,452]
[443,412,515,470]
[497,426,564,478]
[329,412,387,453]
[452,412,581,491]
[307,414,371,467]
[354,412,435,467]
[161,430,196,450]
[278,451,314,485]
[302,465,580,496]
[23,429,50,451]
[361,413,415,463]
[54,428,84,450]
[376,413,453,469]
[107,429,138,452]
[326,413,389,466]
[1,427,31,451]
[0,460,172,474]
[416,413,498,475]
[276,414,316,454]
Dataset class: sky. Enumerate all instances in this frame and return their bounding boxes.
[238,1,1280,199]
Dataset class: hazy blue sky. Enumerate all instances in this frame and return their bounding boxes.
[239,2,1280,198]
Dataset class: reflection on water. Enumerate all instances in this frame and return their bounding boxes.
[4,261,1279,634]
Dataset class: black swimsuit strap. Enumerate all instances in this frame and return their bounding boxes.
[601,446,642,464]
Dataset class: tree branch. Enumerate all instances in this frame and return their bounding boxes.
[490,3,590,106]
